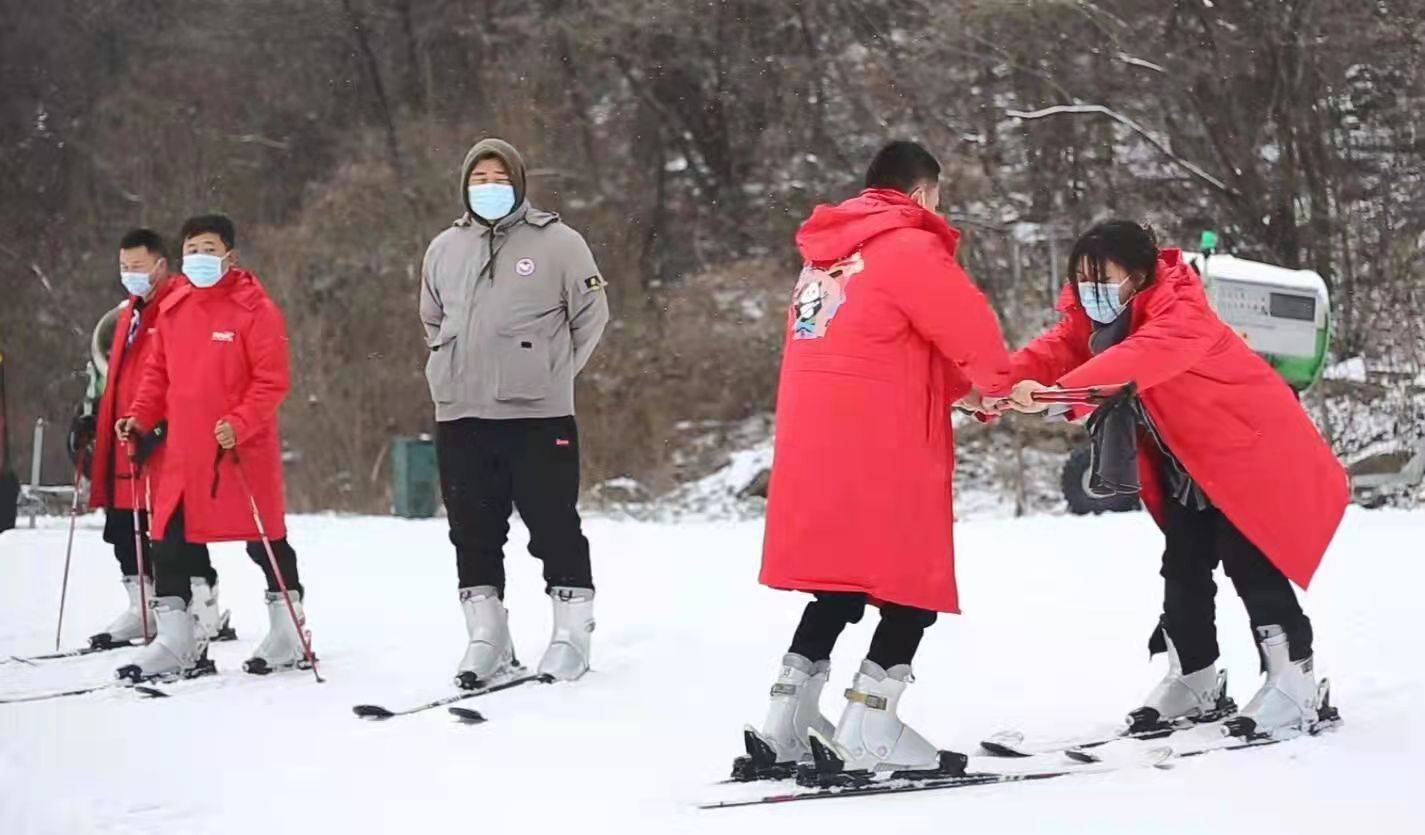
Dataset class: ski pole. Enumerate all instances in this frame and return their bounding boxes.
[225,449,323,683]
[126,444,151,644]
[54,463,84,650]
[1030,383,1134,405]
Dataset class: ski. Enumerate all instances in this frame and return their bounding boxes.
[0,660,220,705]
[1067,681,1341,765]
[983,670,1237,758]
[699,747,1172,809]
[0,681,130,704]
[3,613,238,667]
[126,656,329,699]
[4,641,138,666]
[352,672,553,721]
[981,718,1218,759]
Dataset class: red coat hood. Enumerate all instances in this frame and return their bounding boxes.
[796,188,961,264]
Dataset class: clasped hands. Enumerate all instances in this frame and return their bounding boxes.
[955,380,1057,416]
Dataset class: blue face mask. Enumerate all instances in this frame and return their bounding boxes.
[120,270,153,297]
[1078,280,1132,324]
[184,253,229,288]
[468,183,516,222]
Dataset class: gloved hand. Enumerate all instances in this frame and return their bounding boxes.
[67,413,96,466]
[132,421,167,467]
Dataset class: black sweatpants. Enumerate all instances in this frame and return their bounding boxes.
[103,507,216,585]
[1159,498,1312,674]
[152,503,301,604]
[788,592,938,671]
[436,416,591,596]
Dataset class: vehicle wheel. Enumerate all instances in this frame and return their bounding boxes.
[1062,444,1141,515]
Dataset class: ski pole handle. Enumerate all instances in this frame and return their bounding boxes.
[1030,383,1133,405]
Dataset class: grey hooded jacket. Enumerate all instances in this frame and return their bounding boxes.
[420,138,610,421]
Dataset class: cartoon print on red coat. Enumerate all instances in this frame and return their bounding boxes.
[791,251,864,340]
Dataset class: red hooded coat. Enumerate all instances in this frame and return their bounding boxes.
[759,189,1013,613]
[1010,249,1348,588]
[127,268,291,542]
[91,277,182,511]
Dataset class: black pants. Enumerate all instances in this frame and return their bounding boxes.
[152,503,301,604]
[436,416,591,596]
[103,507,216,585]
[788,592,938,671]
[1159,499,1312,674]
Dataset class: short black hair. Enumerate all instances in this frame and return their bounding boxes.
[119,228,169,263]
[180,214,237,249]
[864,140,941,193]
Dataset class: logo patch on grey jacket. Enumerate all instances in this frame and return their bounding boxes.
[582,275,606,292]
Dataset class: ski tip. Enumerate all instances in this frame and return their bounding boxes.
[980,730,1031,757]
[133,685,169,699]
[1065,748,1100,764]
[449,706,487,724]
[353,704,395,720]
[534,673,556,684]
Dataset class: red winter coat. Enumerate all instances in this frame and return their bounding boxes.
[128,268,291,543]
[1010,249,1348,588]
[91,277,182,511]
[760,189,1014,613]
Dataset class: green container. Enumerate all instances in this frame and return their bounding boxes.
[392,436,438,518]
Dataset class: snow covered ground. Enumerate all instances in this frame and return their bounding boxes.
[2,507,1422,834]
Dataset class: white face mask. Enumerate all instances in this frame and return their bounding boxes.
[1078,280,1132,324]
[120,270,153,297]
[184,252,229,288]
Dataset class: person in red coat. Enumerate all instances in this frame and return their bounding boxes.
[82,228,226,651]
[736,142,1013,782]
[1000,220,1347,739]
[115,214,311,681]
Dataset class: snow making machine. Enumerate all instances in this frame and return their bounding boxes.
[1062,232,1332,514]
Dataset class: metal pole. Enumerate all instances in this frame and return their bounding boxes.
[55,464,83,649]
[29,418,43,529]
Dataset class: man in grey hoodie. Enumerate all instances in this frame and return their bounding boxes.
[420,137,609,687]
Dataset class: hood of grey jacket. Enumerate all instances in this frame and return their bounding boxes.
[420,140,610,422]
[459,137,528,223]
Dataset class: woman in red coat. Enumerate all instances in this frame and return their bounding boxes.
[736,142,1013,783]
[1002,220,1347,739]
[116,214,311,682]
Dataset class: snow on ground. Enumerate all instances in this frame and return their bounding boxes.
[2,507,1422,834]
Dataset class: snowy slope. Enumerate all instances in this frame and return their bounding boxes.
[1,508,1422,834]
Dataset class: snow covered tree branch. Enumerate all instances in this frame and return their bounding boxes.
[1005,104,1238,196]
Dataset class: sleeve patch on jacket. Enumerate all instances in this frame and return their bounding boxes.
[582,275,606,292]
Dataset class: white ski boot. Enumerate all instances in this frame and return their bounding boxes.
[190,578,235,643]
[1129,629,1235,733]
[456,585,517,689]
[536,586,594,682]
[1225,624,1338,739]
[732,653,834,781]
[115,596,211,682]
[89,575,156,648]
[797,661,965,787]
[243,591,312,675]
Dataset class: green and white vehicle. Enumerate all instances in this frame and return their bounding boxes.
[1062,238,1333,514]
